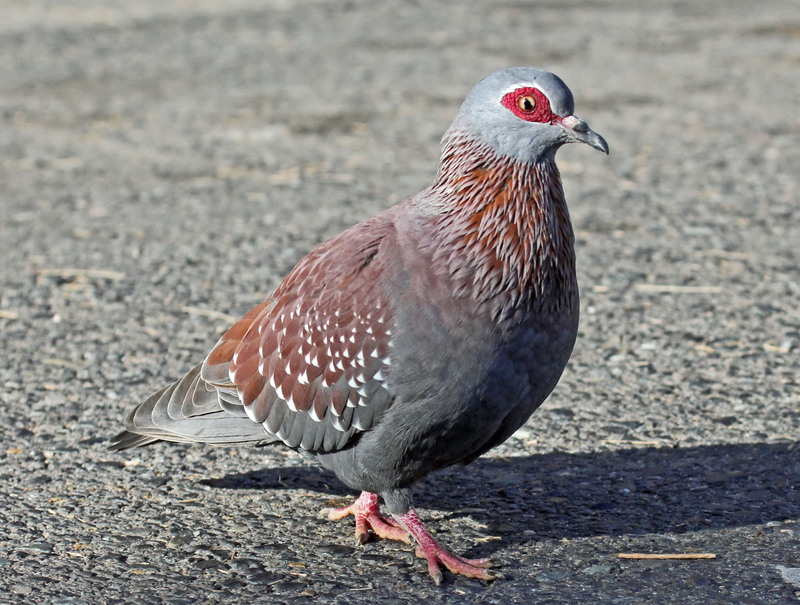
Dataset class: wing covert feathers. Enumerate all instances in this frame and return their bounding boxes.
[113,213,399,453]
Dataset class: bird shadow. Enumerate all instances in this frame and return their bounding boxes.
[202,441,799,555]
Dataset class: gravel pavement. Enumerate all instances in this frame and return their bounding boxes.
[1,1,799,603]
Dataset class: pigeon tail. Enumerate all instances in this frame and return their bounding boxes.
[109,363,270,449]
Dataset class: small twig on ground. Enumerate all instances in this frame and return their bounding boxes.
[634,284,723,294]
[602,439,668,446]
[181,306,238,323]
[36,268,126,280]
[618,553,717,560]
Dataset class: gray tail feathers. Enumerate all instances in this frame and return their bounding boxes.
[108,363,272,451]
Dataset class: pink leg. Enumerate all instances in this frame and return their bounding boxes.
[326,491,411,545]
[396,508,499,584]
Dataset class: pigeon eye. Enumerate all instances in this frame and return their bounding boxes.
[517,95,536,113]
[501,87,555,123]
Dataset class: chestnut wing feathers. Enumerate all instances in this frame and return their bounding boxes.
[200,216,397,452]
[111,212,400,453]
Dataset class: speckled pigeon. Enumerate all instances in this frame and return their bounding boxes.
[110,67,608,583]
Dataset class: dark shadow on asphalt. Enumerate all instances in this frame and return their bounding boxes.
[202,441,799,554]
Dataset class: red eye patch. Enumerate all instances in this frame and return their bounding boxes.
[500,87,559,124]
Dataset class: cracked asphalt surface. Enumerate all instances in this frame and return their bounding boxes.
[1,1,799,603]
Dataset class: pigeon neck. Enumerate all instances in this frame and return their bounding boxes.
[421,132,577,320]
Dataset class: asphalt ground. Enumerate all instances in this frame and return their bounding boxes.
[1,1,799,603]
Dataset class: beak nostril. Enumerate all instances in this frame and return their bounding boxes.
[560,115,587,132]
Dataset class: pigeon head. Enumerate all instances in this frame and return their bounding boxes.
[447,67,609,163]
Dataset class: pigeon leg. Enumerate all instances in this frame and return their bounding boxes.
[326,491,411,545]
[396,508,499,584]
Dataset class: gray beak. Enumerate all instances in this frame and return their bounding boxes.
[560,115,609,154]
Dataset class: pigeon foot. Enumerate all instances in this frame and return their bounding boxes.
[398,508,500,584]
[326,491,411,545]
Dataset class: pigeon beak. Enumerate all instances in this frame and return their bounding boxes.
[559,115,609,154]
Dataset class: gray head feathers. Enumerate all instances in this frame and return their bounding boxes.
[445,67,606,163]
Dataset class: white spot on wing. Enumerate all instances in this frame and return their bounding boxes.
[308,403,323,422]
[276,382,296,411]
